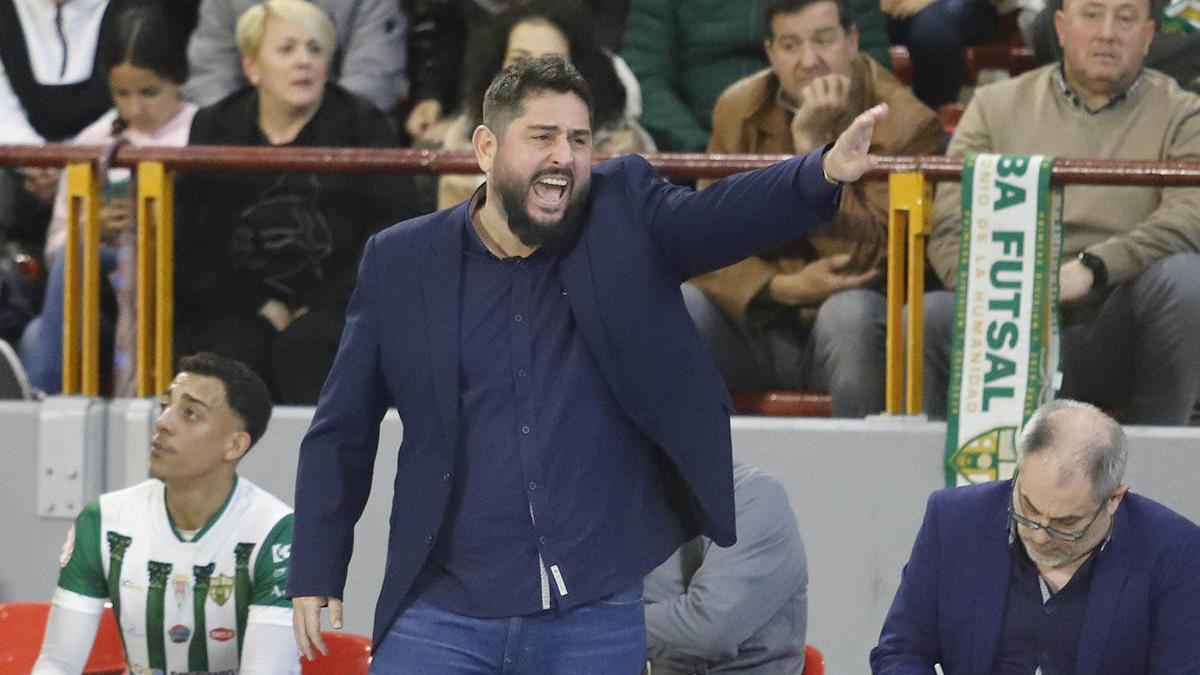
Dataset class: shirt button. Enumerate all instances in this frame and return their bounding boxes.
[442,472,451,482]
[517,369,527,378]
[1044,605,1055,615]
[538,536,547,545]
[528,481,537,491]
[424,535,434,545]
[514,313,523,323]
[521,425,531,434]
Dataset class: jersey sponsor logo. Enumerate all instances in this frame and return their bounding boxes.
[270,586,286,598]
[168,623,192,643]
[272,543,291,564]
[209,574,234,606]
[173,573,190,607]
[59,524,76,568]
[209,627,235,642]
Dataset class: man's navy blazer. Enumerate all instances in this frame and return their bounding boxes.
[871,480,1200,674]
[287,151,840,646]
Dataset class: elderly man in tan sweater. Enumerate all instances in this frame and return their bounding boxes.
[923,0,1200,424]
[682,0,943,417]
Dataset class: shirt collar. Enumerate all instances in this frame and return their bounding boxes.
[775,86,800,115]
[1054,63,1144,114]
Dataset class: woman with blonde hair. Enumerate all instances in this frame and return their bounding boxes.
[175,0,416,404]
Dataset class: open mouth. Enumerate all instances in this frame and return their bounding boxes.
[531,175,570,209]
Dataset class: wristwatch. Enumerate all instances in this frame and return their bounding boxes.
[821,162,841,186]
[1077,250,1108,290]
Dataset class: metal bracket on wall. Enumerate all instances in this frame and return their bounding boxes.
[38,397,106,519]
[120,398,156,488]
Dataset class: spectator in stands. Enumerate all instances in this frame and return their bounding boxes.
[1030,0,1200,94]
[621,0,770,152]
[644,462,808,674]
[185,0,407,112]
[33,353,299,675]
[872,399,1200,672]
[683,0,942,417]
[0,0,140,342]
[922,0,1200,425]
[401,0,631,145]
[883,0,1044,109]
[174,0,415,405]
[0,0,135,145]
[17,4,197,397]
[436,0,655,210]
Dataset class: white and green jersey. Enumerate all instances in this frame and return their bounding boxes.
[53,476,293,675]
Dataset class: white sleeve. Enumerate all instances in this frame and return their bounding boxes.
[31,590,107,675]
[0,59,45,144]
[239,606,300,675]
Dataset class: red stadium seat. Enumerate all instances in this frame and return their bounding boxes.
[301,631,372,675]
[732,390,834,417]
[0,601,126,674]
[804,644,826,675]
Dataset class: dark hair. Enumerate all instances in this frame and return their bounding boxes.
[482,55,594,136]
[177,352,273,449]
[764,0,854,34]
[99,4,190,85]
[462,0,620,135]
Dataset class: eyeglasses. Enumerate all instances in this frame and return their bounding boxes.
[1008,484,1109,542]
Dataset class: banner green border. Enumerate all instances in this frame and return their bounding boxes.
[944,154,977,486]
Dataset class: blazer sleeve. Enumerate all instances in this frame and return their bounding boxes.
[1149,524,1200,673]
[871,492,945,674]
[287,235,391,599]
[628,151,840,282]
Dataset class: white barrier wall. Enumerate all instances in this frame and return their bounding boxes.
[2,401,1197,673]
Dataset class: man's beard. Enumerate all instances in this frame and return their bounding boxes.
[493,166,590,253]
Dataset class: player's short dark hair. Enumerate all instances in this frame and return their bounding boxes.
[482,55,594,137]
[178,353,272,449]
[764,0,854,34]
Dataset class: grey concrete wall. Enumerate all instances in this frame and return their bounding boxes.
[1,402,1197,673]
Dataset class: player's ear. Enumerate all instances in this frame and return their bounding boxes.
[225,431,251,462]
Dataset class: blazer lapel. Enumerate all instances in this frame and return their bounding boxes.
[559,235,616,367]
[420,213,463,457]
[1074,506,1135,675]
[970,501,1014,673]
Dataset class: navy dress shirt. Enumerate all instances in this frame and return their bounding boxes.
[413,200,688,618]
[993,537,1098,674]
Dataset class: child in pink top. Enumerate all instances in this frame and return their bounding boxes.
[19,4,196,395]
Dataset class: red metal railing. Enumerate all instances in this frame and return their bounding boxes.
[3,144,1199,402]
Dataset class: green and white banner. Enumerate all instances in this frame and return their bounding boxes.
[944,154,1063,487]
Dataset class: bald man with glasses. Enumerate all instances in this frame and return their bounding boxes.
[871,399,1200,674]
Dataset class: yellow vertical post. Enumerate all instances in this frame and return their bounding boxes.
[885,174,909,415]
[887,172,933,415]
[147,162,174,397]
[63,162,100,395]
[136,163,163,396]
[907,171,936,415]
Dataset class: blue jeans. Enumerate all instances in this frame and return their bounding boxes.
[18,246,118,394]
[888,0,999,108]
[370,582,646,674]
